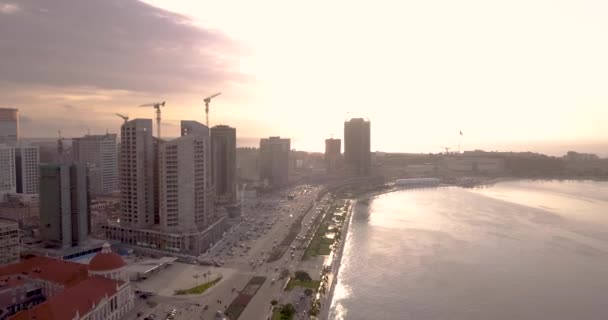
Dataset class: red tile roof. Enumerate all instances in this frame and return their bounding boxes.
[0,276,25,289]
[10,276,124,320]
[88,252,126,272]
[0,256,88,287]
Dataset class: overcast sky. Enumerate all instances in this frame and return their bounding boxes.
[2,0,608,155]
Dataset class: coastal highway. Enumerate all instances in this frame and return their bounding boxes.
[199,185,329,320]
[127,184,333,320]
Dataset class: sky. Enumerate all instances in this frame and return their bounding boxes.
[1,0,608,155]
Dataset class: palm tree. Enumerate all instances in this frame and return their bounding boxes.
[310,299,321,316]
[319,283,327,296]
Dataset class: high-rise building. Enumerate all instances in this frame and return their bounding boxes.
[72,134,118,196]
[324,138,341,173]
[14,143,39,195]
[0,145,16,198]
[0,108,18,145]
[39,163,90,248]
[159,121,213,231]
[260,137,290,187]
[236,148,259,182]
[211,125,236,204]
[119,119,156,228]
[104,120,228,256]
[0,219,19,265]
[344,118,371,176]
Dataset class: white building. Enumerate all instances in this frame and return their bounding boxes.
[0,219,19,265]
[0,108,18,145]
[159,121,213,232]
[73,134,119,196]
[0,145,16,198]
[119,119,156,228]
[14,143,39,195]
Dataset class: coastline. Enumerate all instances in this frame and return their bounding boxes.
[320,188,396,320]
[317,177,608,319]
[319,198,355,320]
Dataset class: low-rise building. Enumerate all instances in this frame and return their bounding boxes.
[0,195,38,230]
[0,220,19,265]
[404,164,439,176]
[4,243,133,320]
[443,157,504,174]
[102,215,228,256]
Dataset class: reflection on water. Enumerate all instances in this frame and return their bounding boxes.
[328,180,608,320]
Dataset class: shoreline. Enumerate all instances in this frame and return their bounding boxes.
[315,176,608,319]
[319,198,355,320]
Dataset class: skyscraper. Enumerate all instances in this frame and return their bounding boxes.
[15,143,40,195]
[39,163,90,248]
[0,145,16,198]
[119,119,156,228]
[72,134,118,196]
[0,108,18,145]
[211,125,236,204]
[344,118,371,176]
[324,138,341,173]
[260,137,290,187]
[104,119,228,256]
[159,121,213,231]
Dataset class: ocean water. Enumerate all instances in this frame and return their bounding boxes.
[329,180,608,320]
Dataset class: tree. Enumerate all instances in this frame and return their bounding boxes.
[319,283,327,296]
[322,265,331,275]
[279,268,290,280]
[309,299,321,316]
[294,270,312,282]
[281,303,296,317]
[304,288,313,296]
[271,299,278,306]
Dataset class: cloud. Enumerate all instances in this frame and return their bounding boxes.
[0,2,20,14]
[0,0,245,94]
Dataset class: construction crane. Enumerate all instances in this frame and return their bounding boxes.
[115,113,129,123]
[203,92,221,127]
[57,130,72,161]
[441,146,451,155]
[139,101,165,139]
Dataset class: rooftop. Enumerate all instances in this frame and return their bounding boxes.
[0,256,88,287]
[10,276,123,320]
[88,243,126,272]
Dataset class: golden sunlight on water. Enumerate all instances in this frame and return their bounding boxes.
[329,180,608,320]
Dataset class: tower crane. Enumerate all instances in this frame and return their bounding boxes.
[441,146,451,155]
[57,130,72,161]
[203,92,221,127]
[115,113,129,123]
[139,101,165,139]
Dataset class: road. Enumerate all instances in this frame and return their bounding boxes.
[126,184,332,320]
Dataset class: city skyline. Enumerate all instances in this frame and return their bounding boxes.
[1,0,608,156]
